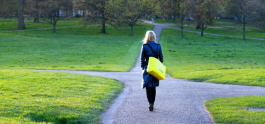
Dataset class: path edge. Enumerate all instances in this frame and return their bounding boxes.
[101,85,130,124]
[202,101,215,124]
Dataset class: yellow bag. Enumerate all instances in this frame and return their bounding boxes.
[147,57,166,80]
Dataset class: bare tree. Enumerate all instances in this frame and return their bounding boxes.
[40,0,73,32]
[191,0,220,36]
[175,0,191,38]
[224,0,248,39]
[80,0,109,33]
[106,0,156,36]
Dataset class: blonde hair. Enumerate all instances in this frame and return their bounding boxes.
[143,30,156,44]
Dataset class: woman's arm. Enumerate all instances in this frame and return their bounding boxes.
[140,45,146,70]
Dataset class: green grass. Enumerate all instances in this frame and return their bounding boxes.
[182,26,265,39]
[0,24,153,71]
[0,20,82,31]
[0,70,124,124]
[160,28,265,87]
[205,96,265,123]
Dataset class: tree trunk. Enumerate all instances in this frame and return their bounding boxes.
[53,16,56,33]
[243,16,246,40]
[196,21,201,29]
[130,24,133,36]
[34,0,39,22]
[237,16,241,24]
[167,14,171,20]
[201,23,204,37]
[173,13,176,21]
[82,9,85,17]
[34,13,39,22]
[180,16,184,38]
[17,0,26,29]
[181,24,184,38]
[101,10,106,33]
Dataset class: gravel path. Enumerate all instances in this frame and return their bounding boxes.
[33,23,265,124]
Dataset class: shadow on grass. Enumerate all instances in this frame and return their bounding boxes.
[21,105,100,124]
[25,112,70,124]
[190,78,207,82]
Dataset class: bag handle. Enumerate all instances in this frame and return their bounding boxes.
[147,44,159,58]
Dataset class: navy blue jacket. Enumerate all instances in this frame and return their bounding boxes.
[141,41,164,88]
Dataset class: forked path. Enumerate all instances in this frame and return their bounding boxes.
[40,24,265,124]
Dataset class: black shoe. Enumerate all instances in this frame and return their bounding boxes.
[149,106,154,111]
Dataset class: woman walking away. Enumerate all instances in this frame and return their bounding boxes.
[141,30,163,111]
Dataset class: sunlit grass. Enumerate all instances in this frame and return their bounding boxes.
[160,28,265,86]
[205,96,265,123]
[0,24,153,71]
[0,70,124,123]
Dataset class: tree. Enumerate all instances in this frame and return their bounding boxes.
[0,0,19,18]
[81,0,109,33]
[40,0,73,32]
[74,0,87,17]
[18,0,26,29]
[247,0,265,29]
[174,0,191,38]
[224,0,247,39]
[33,0,40,22]
[157,0,176,20]
[106,0,156,36]
[224,0,243,24]
[191,0,220,36]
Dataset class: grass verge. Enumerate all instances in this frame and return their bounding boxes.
[160,28,265,87]
[0,70,124,124]
[205,96,265,123]
[0,24,153,71]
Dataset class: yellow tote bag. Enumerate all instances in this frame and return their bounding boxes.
[147,57,166,80]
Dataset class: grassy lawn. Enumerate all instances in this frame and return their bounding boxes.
[205,96,265,123]
[182,26,265,39]
[160,28,265,87]
[0,17,86,31]
[0,70,123,123]
[0,24,153,71]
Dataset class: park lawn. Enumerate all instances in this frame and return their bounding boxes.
[182,26,265,39]
[0,70,124,124]
[205,96,265,123]
[0,18,83,31]
[160,28,265,87]
[0,24,153,71]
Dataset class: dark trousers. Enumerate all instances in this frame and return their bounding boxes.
[146,87,156,106]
